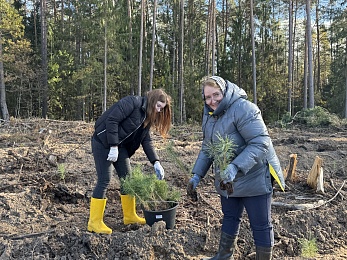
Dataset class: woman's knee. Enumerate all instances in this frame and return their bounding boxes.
[252,225,274,247]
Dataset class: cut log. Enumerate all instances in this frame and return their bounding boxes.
[286,154,297,181]
[307,156,324,193]
[272,200,325,210]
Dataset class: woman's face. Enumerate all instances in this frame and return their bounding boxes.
[155,101,166,113]
[204,85,223,111]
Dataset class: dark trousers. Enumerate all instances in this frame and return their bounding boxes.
[91,137,131,198]
[220,193,274,247]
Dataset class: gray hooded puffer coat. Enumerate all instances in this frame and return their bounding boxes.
[192,81,285,197]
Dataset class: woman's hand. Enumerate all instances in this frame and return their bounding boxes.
[107,146,119,162]
[222,163,238,183]
[154,161,165,180]
[187,174,201,201]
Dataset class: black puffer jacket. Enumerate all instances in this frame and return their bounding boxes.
[93,95,159,163]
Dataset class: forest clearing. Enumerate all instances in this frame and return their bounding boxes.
[0,118,346,259]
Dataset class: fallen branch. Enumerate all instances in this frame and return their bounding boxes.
[272,200,325,210]
[272,180,346,211]
[0,179,39,192]
[5,229,55,240]
[330,179,345,199]
[317,180,346,208]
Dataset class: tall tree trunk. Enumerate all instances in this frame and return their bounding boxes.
[250,0,257,104]
[304,23,308,109]
[127,0,134,95]
[306,0,314,108]
[292,0,297,115]
[103,22,107,112]
[34,0,38,51]
[211,0,216,75]
[0,34,9,121]
[179,0,185,123]
[223,0,228,55]
[61,0,64,33]
[345,37,347,118]
[170,3,177,123]
[237,3,242,86]
[41,0,48,118]
[149,0,157,90]
[287,0,293,115]
[316,1,321,92]
[138,0,145,95]
[205,0,212,75]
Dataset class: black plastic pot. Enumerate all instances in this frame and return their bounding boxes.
[142,201,179,229]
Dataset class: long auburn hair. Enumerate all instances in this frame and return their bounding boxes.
[143,89,172,137]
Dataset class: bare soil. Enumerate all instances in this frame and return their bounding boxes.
[0,118,346,260]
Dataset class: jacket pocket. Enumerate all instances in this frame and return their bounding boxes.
[95,130,110,149]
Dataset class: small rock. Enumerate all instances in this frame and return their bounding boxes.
[315,230,326,242]
[151,221,166,235]
[48,154,57,166]
[286,243,295,256]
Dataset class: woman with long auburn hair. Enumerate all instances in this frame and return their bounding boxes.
[88,88,172,234]
[144,89,172,137]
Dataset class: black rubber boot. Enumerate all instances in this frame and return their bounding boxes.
[255,246,273,260]
[202,232,237,260]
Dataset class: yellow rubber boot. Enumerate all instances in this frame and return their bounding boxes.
[87,198,112,234]
[120,195,146,225]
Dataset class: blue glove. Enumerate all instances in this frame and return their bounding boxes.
[154,161,165,180]
[222,163,238,184]
[187,174,201,201]
[188,174,201,190]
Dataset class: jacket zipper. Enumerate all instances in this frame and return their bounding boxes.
[118,115,146,145]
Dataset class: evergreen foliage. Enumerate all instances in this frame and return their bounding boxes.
[299,237,318,258]
[0,0,346,123]
[121,165,181,211]
[204,133,236,181]
[279,106,347,128]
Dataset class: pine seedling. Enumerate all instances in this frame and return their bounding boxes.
[204,133,236,194]
[121,164,181,210]
[204,132,236,181]
[57,163,66,180]
[299,237,318,258]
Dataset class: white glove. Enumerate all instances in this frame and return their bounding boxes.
[154,161,165,180]
[107,146,119,162]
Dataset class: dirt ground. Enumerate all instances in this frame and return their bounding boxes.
[0,118,346,260]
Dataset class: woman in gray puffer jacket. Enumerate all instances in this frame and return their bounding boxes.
[187,76,285,260]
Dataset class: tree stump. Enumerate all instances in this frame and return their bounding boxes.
[285,153,297,182]
[307,156,324,193]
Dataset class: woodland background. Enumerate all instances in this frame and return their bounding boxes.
[0,0,347,124]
